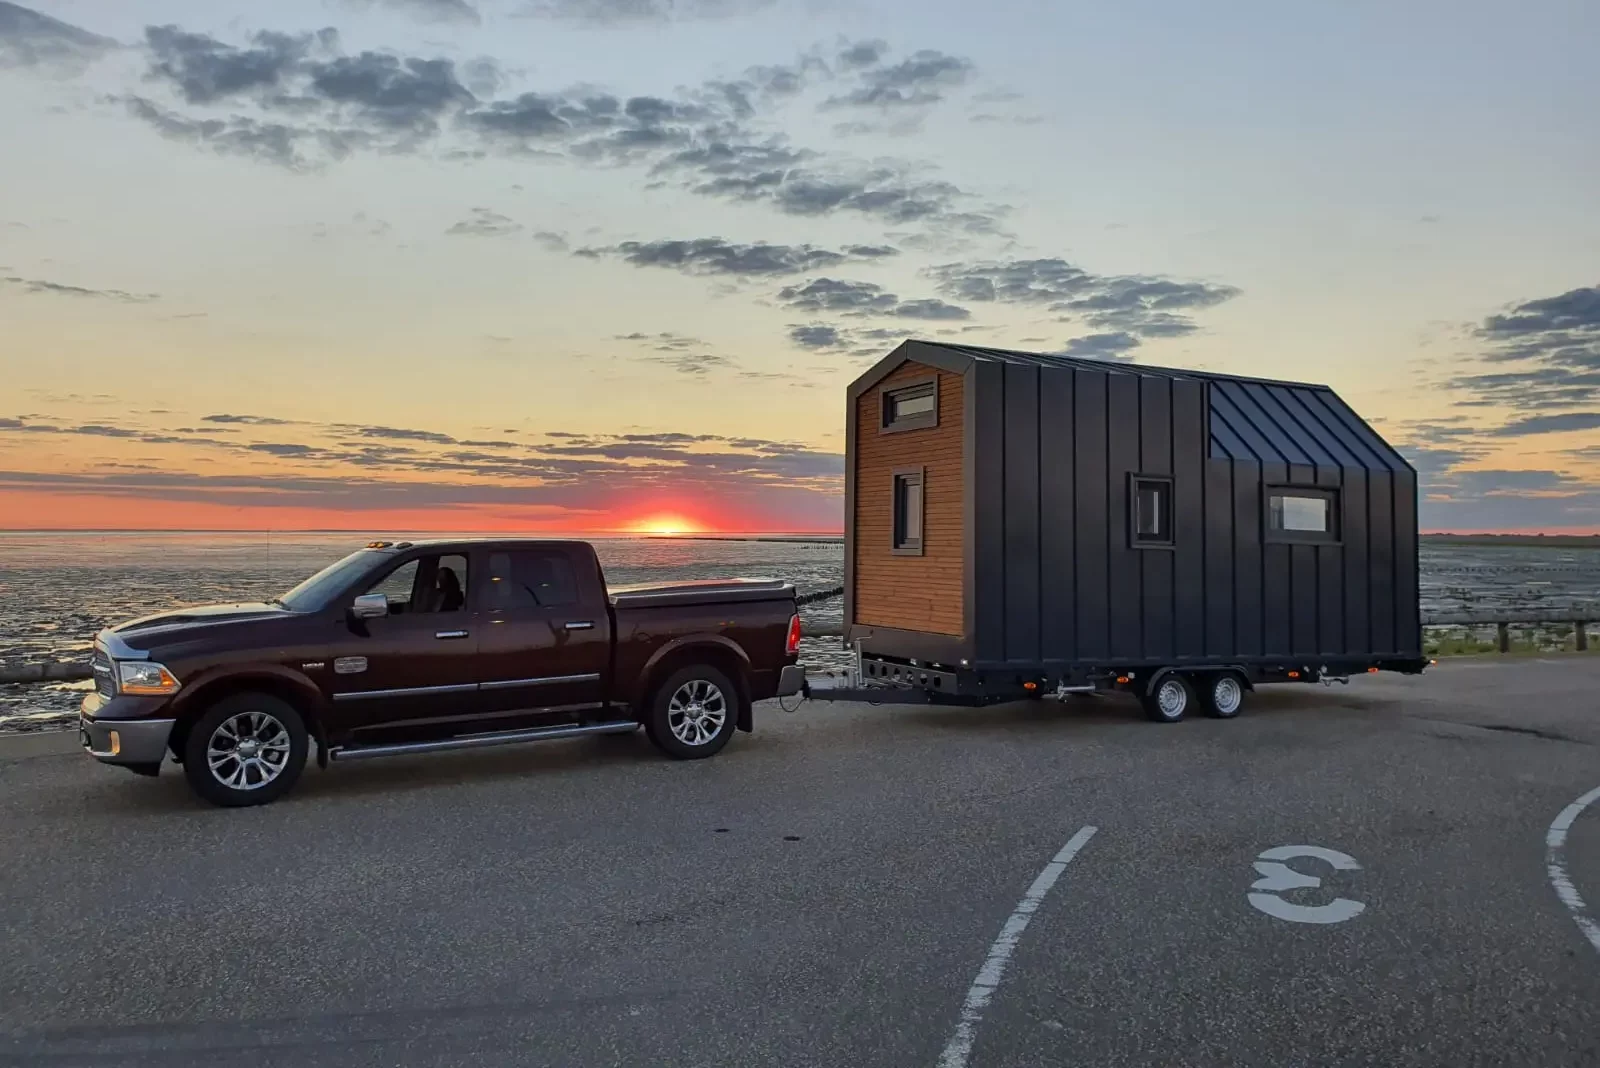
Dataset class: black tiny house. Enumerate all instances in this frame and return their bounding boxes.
[837,340,1428,720]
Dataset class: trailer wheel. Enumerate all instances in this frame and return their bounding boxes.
[1141,674,1194,723]
[1202,673,1245,719]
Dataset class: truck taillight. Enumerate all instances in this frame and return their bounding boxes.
[785,613,802,656]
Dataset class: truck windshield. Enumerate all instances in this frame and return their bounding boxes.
[273,550,387,612]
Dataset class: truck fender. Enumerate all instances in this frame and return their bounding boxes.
[168,663,330,752]
[634,634,753,708]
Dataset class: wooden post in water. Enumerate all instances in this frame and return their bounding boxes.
[1578,622,1589,652]
[1497,622,1510,654]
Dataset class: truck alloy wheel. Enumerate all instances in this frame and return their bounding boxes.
[1141,674,1194,723]
[646,664,738,760]
[182,692,308,807]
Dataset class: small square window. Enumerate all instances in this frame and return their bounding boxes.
[1130,475,1173,548]
[892,468,924,555]
[1266,487,1340,543]
[881,378,938,433]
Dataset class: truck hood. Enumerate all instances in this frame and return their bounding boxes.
[103,602,292,653]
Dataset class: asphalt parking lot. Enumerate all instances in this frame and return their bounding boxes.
[2,658,1598,1067]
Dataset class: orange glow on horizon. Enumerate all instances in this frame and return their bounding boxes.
[0,490,844,535]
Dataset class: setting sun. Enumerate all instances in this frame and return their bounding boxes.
[625,514,703,536]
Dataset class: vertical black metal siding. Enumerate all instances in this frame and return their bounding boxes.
[1203,457,1234,658]
[1368,470,1396,653]
[1003,362,1042,663]
[1138,376,1175,661]
[1039,368,1076,664]
[948,345,1418,670]
[1316,464,1345,655]
[1394,470,1420,654]
[1171,380,1207,659]
[973,360,1007,663]
[1261,460,1291,655]
[1232,460,1264,656]
[1342,467,1370,654]
[1107,374,1142,660]
[1073,373,1110,661]
[1288,463,1320,656]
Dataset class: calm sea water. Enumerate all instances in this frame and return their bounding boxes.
[2,532,1597,732]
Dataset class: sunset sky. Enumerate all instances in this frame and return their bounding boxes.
[1,0,1597,533]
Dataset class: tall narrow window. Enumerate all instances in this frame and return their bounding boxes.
[1266,487,1340,543]
[892,467,925,554]
[1130,475,1173,547]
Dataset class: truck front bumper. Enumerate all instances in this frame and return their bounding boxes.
[80,695,175,767]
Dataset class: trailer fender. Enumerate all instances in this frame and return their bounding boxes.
[1142,665,1253,696]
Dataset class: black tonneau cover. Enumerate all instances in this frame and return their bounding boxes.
[609,577,795,609]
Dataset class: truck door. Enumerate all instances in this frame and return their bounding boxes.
[473,546,611,723]
[325,549,481,738]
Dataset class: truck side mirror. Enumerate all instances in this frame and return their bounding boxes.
[350,593,389,619]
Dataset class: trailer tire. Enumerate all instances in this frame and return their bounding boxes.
[1202,672,1246,719]
[644,664,739,760]
[1141,673,1194,723]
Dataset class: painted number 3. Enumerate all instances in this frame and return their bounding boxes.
[1247,845,1366,925]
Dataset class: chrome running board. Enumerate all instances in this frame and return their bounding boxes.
[327,720,639,762]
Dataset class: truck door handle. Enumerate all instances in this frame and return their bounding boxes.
[435,630,470,639]
[564,621,594,631]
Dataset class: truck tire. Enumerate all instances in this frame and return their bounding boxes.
[182,692,309,807]
[1140,673,1194,723]
[1202,672,1246,719]
[644,664,739,760]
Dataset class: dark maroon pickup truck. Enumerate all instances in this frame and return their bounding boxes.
[79,538,805,807]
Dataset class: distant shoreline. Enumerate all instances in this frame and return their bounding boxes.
[1421,534,1600,548]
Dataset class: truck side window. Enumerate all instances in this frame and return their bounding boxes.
[488,551,579,609]
[364,553,469,614]
[368,560,419,612]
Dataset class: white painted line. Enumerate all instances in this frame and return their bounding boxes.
[936,825,1098,1068]
[1547,784,1600,956]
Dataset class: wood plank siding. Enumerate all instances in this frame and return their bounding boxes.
[852,360,966,636]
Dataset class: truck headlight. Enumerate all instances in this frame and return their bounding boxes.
[117,661,181,695]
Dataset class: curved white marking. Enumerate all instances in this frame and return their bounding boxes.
[1257,844,1361,869]
[936,825,1097,1068]
[1546,784,1600,956]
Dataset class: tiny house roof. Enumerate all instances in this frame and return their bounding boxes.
[857,340,1412,473]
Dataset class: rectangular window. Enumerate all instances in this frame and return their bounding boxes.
[892,468,925,554]
[1130,475,1173,548]
[1266,487,1340,543]
[487,550,579,609]
[881,378,938,433]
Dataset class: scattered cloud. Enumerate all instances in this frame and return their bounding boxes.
[1486,412,1600,437]
[613,331,731,375]
[578,237,896,279]
[107,24,1014,238]
[1,275,157,303]
[1451,285,1600,412]
[515,0,779,24]
[532,230,569,252]
[924,258,1239,341]
[446,207,522,236]
[202,414,297,425]
[1058,331,1140,360]
[0,1,117,73]
[822,48,973,110]
[344,0,483,26]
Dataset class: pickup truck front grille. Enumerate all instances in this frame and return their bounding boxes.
[91,650,115,698]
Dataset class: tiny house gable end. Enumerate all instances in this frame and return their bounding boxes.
[850,359,966,637]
